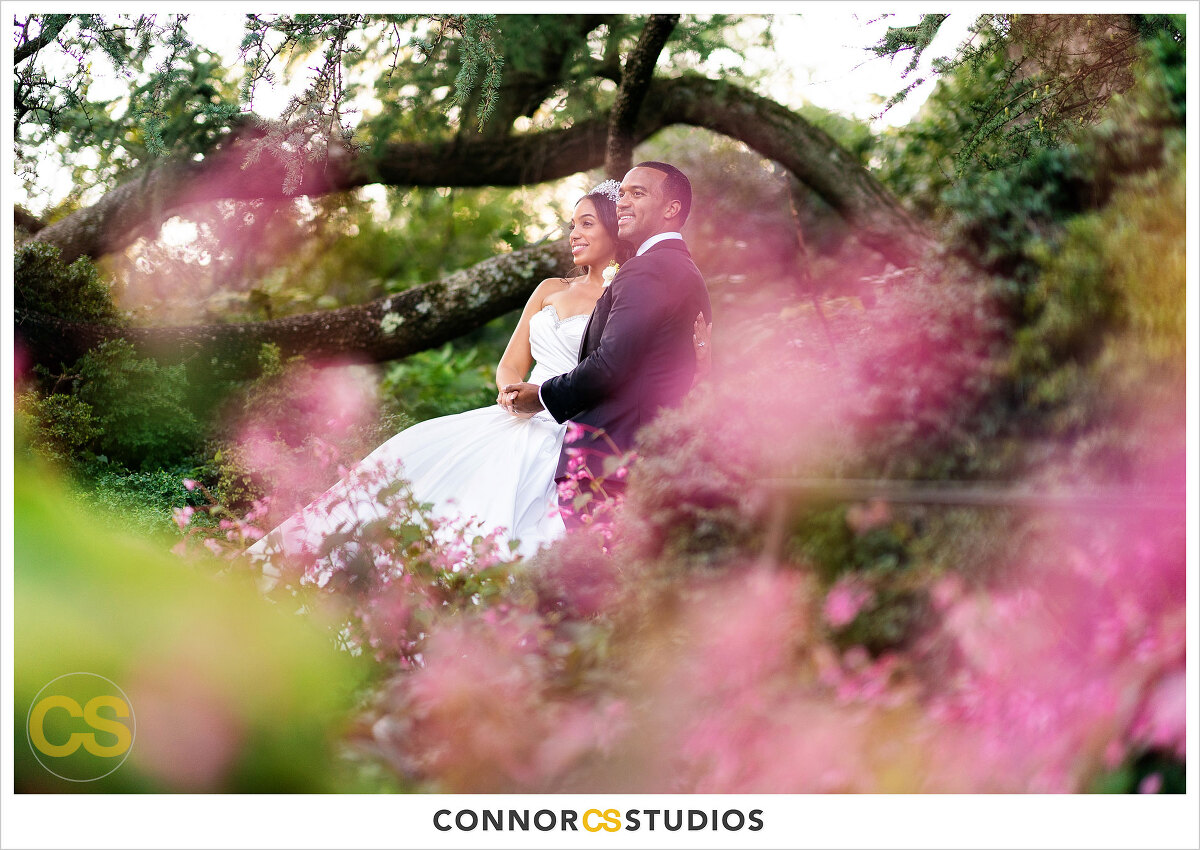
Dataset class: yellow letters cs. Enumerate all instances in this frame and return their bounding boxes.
[582,809,622,832]
[29,695,132,758]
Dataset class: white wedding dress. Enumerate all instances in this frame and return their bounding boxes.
[246,304,587,571]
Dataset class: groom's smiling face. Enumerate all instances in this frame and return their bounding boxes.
[616,166,678,247]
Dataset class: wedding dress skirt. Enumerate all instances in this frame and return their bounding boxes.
[246,305,589,569]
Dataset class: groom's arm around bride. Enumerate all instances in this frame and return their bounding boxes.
[504,161,711,521]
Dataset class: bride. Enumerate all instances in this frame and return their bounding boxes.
[246,180,710,570]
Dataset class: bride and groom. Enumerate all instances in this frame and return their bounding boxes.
[248,161,711,566]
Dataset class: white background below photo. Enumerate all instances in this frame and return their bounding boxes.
[3,793,1200,848]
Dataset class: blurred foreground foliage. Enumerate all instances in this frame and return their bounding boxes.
[13,440,368,792]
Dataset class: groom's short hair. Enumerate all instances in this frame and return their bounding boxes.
[635,160,692,227]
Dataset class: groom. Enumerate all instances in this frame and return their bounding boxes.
[503,160,711,524]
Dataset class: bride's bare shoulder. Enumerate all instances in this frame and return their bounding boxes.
[536,277,572,306]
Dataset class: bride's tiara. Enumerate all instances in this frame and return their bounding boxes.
[589,179,621,204]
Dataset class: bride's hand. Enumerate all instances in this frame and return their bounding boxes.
[497,388,536,418]
[692,312,713,379]
[501,382,546,418]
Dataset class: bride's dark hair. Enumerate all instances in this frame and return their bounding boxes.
[576,190,634,265]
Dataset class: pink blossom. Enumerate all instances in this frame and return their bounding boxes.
[823,578,873,628]
[182,478,198,491]
[846,499,891,534]
[565,422,586,444]
[172,506,195,530]
[1130,671,1186,757]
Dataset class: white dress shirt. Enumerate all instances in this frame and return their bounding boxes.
[636,232,683,255]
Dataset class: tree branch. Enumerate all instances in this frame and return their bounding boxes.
[654,76,936,267]
[605,14,678,178]
[31,75,935,269]
[14,14,73,65]
[15,206,47,235]
[15,238,575,376]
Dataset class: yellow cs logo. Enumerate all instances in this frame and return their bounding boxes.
[26,673,135,782]
[583,809,622,832]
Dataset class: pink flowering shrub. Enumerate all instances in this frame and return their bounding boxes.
[346,461,1183,793]
[355,605,629,792]
[918,446,1186,791]
[211,347,397,525]
[177,458,515,669]
[338,256,1181,792]
[172,196,1182,793]
[555,422,634,537]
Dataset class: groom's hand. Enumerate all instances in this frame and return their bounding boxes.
[501,382,545,416]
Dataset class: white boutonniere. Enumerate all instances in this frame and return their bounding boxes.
[601,261,620,287]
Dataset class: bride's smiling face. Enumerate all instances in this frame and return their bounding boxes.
[569,198,617,269]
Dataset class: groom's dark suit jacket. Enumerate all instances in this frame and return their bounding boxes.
[540,238,710,481]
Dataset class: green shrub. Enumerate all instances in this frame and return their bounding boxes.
[943,145,1094,305]
[208,343,308,509]
[75,461,206,538]
[14,453,360,792]
[72,339,202,469]
[1010,141,1184,419]
[381,342,497,424]
[14,241,121,322]
[1144,22,1186,123]
[783,505,912,583]
[15,390,99,466]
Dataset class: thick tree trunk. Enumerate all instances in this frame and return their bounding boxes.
[32,76,933,269]
[16,239,573,375]
[605,14,678,179]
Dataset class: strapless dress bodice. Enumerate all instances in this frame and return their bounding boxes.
[527,304,589,385]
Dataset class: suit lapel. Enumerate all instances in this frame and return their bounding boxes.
[576,240,688,359]
[579,284,613,359]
